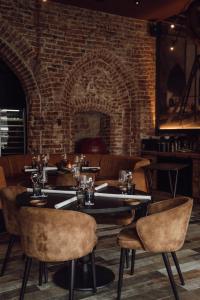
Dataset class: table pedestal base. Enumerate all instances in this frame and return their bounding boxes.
[53,263,115,291]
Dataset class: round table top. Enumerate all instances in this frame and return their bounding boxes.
[16,186,150,215]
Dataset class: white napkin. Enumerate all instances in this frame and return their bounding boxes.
[94,192,151,200]
[55,196,77,209]
[82,166,100,170]
[24,168,37,172]
[43,166,58,171]
[95,183,108,191]
[26,188,76,195]
[24,166,57,172]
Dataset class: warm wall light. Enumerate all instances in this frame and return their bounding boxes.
[170,45,174,51]
[42,0,47,2]
[170,24,175,29]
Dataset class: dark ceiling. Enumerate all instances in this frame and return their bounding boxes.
[51,0,193,20]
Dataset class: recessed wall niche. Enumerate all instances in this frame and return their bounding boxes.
[74,112,110,152]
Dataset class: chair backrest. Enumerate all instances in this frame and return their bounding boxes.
[0,166,6,188]
[19,207,97,262]
[147,197,188,215]
[0,186,26,235]
[0,166,7,209]
[136,197,193,253]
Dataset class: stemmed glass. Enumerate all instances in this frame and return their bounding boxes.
[72,166,81,189]
[31,172,42,197]
[85,176,95,206]
[118,170,128,194]
[39,168,48,197]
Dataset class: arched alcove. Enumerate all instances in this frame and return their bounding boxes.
[62,49,137,154]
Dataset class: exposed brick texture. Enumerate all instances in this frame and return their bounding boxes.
[0,0,156,155]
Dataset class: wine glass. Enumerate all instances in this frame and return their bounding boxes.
[31,172,41,197]
[85,176,95,206]
[118,170,128,194]
[36,168,47,198]
[72,166,80,188]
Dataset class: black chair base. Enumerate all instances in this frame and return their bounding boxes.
[0,234,16,276]
[19,250,96,300]
[117,248,181,300]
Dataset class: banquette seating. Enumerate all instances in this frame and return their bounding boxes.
[0,153,150,191]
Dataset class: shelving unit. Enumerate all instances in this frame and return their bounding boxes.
[0,109,26,156]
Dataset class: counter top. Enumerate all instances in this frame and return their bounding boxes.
[141,150,200,159]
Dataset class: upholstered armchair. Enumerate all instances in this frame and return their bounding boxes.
[117,197,193,300]
[18,207,97,300]
[0,185,26,276]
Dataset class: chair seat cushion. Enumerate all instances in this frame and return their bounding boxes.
[117,227,144,250]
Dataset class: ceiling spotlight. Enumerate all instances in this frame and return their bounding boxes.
[42,0,47,2]
[170,23,175,29]
[135,1,140,5]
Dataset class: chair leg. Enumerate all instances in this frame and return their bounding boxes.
[162,253,179,300]
[130,250,136,275]
[69,259,75,300]
[19,256,32,300]
[39,261,43,286]
[43,262,48,284]
[171,252,185,285]
[90,251,97,294]
[117,248,126,300]
[0,234,16,276]
[125,249,129,269]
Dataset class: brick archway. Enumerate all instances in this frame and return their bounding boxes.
[0,16,41,151]
[62,49,138,154]
[0,16,46,152]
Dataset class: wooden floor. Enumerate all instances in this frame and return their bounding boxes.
[1,202,200,299]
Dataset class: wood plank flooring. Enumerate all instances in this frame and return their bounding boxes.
[1,205,200,300]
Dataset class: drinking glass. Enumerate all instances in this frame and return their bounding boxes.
[41,169,48,189]
[118,170,128,194]
[31,172,42,197]
[72,166,81,188]
[85,177,95,206]
[79,174,87,189]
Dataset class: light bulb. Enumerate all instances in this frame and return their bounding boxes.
[170,24,175,29]
[170,46,174,51]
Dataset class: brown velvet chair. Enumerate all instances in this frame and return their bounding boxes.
[18,207,97,300]
[117,197,193,300]
[0,185,26,276]
[0,166,7,209]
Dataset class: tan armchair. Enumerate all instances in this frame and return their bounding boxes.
[18,207,97,300]
[0,186,26,276]
[117,197,193,300]
[0,166,7,210]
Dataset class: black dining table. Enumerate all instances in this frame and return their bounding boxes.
[16,185,150,291]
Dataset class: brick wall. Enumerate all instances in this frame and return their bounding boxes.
[0,0,156,155]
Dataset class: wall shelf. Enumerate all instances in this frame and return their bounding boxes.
[0,109,26,156]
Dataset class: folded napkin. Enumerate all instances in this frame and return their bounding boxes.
[82,166,100,170]
[95,183,108,191]
[24,168,37,172]
[55,196,77,209]
[26,188,76,195]
[43,166,58,171]
[94,192,151,200]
